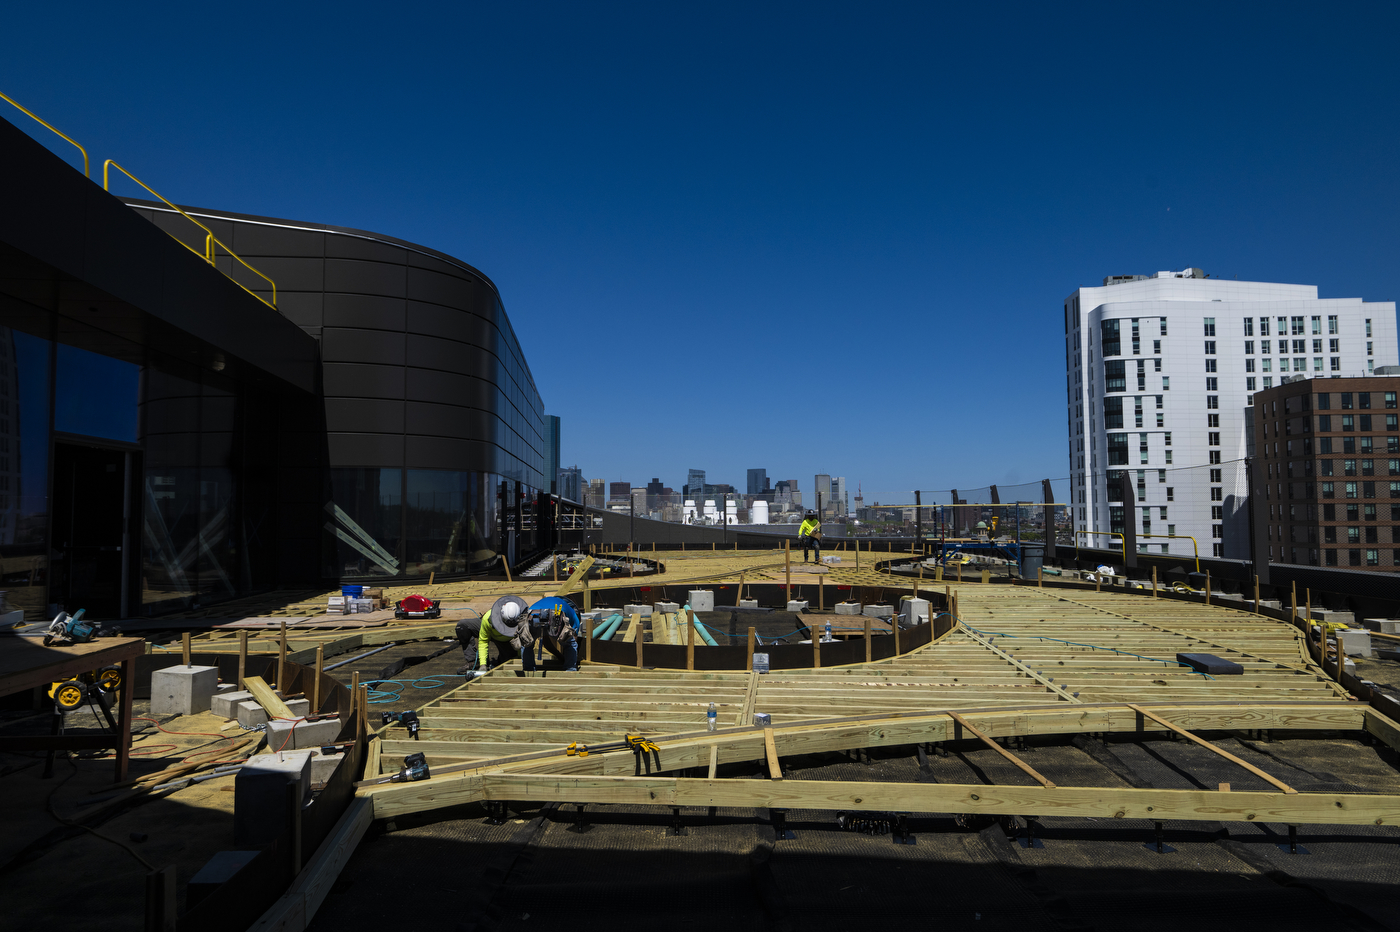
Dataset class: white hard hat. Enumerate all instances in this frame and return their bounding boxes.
[500,601,521,621]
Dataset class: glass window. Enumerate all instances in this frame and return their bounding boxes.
[1320,460,1333,477]
[1360,392,1371,409]
[1342,393,1353,409]
[1387,392,1397,409]
[0,328,50,618]
[55,344,139,443]
[1311,316,1321,334]
[1291,316,1304,335]
[1205,359,1217,372]
[327,468,403,577]
[1346,480,1358,497]
[1317,393,1330,410]
[1203,318,1215,336]
[1328,314,1338,334]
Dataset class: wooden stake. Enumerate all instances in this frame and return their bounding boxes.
[1254,575,1261,614]
[865,616,872,663]
[1205,571,1211,606]
[238,631,248,690]
[1038,565,1043,588]
[957,562,962,583]
[784,540,791,603]
[278,621,288,692]
[1306,589,1312,625]
[747,627,756,670]
[313,644,324,713]
[893,612,900,656]
[583,571,591,613]
[1290,582,1297,624]
[686,609,695,670]
[1096,572,1101,593]
[553,555,559,583]
[813,620,821,669]
[585,616,594,664]
[819,572,824,611]
[855,538,859,569]
[429,570,435,587]
[500,555,512,583]
[635,620,644,668]
[1152,566,1158,598]
[736,571,746,606]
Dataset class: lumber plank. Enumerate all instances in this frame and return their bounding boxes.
[243,675,296,720]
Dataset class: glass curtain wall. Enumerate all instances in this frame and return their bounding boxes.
[325,469,536,581]
[0,326,51,620]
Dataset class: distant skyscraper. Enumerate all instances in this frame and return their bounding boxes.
[542,415,560,494]
[814,474,832,513]
[832,477,848,516]
[746,468,768,495]
[685,468,705,500]
[557,466,582,503]
[608,481,631,501]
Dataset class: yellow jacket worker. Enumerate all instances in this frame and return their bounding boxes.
[798,511,822,564]
[455,595,531,676]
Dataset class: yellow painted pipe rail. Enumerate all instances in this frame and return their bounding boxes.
[0,90,89,177]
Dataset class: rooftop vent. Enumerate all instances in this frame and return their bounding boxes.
[1103,274,1149,286]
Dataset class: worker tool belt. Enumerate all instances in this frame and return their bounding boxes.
[511,623,536,652]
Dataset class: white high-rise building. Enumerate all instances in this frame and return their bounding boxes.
[1064,269,1397,562]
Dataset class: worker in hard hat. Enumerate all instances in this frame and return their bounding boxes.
[523,596,584,672]
[455,595,532,676]
[798,510,823,564]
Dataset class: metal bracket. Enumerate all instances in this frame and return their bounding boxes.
[771,808,796,841]
[484,800,509,825]
[892,813,916,846]
[567,802,591,833]
[670,806,688,836]
[1145,820,1176,854]
[1018,818,1043,849]
[1276,824,1309,855]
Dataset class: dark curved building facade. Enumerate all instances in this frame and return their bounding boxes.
[122,199,548,583]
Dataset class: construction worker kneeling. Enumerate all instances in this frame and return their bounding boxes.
[456,595,531,676]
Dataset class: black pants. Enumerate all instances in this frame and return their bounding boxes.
[802,536,821,563]
[455,618,520,670]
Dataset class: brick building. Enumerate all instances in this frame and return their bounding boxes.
[1251,376,1400,570]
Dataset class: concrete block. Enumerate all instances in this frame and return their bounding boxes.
[237,700,268,728]
[739,599,759,609]
[150,665,220,716]
[212,690,254,720]
[187,850,260,907]
[623,604,653,616]
[306,748,348,785]
[835,602,862,615]
[266,717,342,751]
[786,600,809,612]
[1345,657,1357,676]
[863,604,894,618]
[901,598,930,626]
[1314,608,1356,626]
[235,751,312,845]
[655,601,680,613]
[688,590,715,612]
[821,555,840,564]
[1360,618,1400,634]
[285,698,311,718]
[1339,630,1372,656]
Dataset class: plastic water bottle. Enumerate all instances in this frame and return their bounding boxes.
[707,702,717,732]
[825,622,832,642]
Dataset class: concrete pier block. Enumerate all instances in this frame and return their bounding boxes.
[266,717,342,751]
[1339,630,1372,656]
[786,600,809,612]
[212,690,254,720]
[901,598,930,626]
[187,851,260,907]
[236,701,269,728]
[739,599,759,609]
[623,604,653,616]
[655,601,680,613]
[863,604,894,619]
[1363,619,1400,634]
[235,750,312,845]
[1315,608,1356,626]
[150,665,220,716]
[688,590,715,612]
[834,602,862,615]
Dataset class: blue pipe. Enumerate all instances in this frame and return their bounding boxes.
[683,605,718,646]
[595,613,624,641]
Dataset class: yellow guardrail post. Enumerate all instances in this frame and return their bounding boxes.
[0,90,89,177]
[1137,533,1200,573]
[102,159,277,309]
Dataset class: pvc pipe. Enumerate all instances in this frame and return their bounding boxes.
[682,606,718,647]
[595,613,624,641]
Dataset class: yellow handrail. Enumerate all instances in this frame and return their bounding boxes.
[0,90,89,177]
[1138,533,1201,573]
[102,160,277,309]
[1074,529,1126,565]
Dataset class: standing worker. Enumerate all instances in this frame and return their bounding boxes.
[798,510,823,564]
[455,595,531,676]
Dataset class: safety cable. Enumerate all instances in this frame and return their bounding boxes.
[365,673,468,704]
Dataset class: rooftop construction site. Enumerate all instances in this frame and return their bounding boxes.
[4,64,1400,932]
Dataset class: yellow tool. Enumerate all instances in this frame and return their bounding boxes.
[565,741,589,757]
[47,665,122,713]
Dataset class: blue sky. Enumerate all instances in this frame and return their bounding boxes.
[5,2,1398,504]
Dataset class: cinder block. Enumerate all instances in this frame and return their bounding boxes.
[863,604,894,618]
[835,602,862,615]
[655,601,680,613]
[187,850,260,907]
[1315,608,1356,626]
[285,698,311,718]
[786,601,809,612]
[688,590,715,612]
[266,717,342,751]
[1339,630,1372,656]
[623,604,653,616]
[237,701,268,728]
[235,751,312,845]
[739,599,759,609]
[212,690,254,720]
[1363,619,1400,634]
[901,598,930,626]
[305,748,348,785]
[150,665,220,716]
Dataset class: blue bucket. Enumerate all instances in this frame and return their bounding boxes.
[341,585,364,598]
